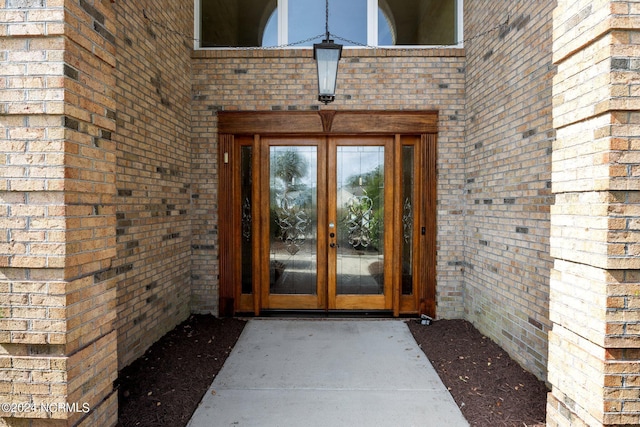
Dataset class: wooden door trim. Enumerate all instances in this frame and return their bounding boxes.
[218,134,235,316]
[327,138,337,310]
[252,135,262,315]
[218,110,438,135]
[421,134,437,318]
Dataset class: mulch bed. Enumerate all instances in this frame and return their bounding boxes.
[408,319,549,427]
[115,315,246,427]
[116,315,548,427]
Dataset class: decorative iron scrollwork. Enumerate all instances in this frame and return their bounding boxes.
[403,197,412,244]
[345,192,374,249]
[275,192,309,255]
[242,196,252,241]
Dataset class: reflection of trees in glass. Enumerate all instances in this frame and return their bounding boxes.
[272,150,308,186]
[270,149,312,254]
[340,165,384,250]
[346,165,383,208]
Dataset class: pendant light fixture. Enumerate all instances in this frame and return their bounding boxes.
[313,0,343,104]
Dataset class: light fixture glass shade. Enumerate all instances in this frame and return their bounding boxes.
[313,40,342,104]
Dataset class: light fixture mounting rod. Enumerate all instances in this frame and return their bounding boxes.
[324,0,330,41]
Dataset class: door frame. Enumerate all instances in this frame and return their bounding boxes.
[218,110,438,317]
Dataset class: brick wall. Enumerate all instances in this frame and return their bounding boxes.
[11,1,639,426]
[463,0,556,380]
[112,0,193,369]
[191,48,468,318]
[549,0,640,425]
[1,0,118,425]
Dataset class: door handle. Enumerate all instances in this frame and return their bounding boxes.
[330,243,336,248]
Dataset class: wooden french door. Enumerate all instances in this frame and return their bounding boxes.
[217,111,437,317]
[263,136,394,311]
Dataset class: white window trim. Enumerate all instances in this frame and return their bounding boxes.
[456,0,464,47]
[279,0,288,45]
[367,0,377,46]
[194,0,202,49]
[194,0,464,50]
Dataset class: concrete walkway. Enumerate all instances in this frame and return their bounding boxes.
[187,319,469,427]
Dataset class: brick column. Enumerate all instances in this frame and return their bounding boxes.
[549,1,640,425]
[0,0,117,426]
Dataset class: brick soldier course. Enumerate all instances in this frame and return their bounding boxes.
[0,0,639,426]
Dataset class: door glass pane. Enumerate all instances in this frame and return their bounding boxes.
[240,146,253,294]
[289,0,367,46]
[401,145,414,295]
[336,146,384,295]
[269,147,318,294]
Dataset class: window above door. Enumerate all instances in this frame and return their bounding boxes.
[195,0,463,49]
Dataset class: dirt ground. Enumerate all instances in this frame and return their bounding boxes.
[116,315,548,427]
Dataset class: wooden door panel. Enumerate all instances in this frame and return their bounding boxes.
[261,138,326,310]
[328,137,394,311]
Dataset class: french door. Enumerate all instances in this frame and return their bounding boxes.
[264,136,393,311]
[218,110,437,316]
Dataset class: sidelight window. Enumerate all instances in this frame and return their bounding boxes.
[196,0,463,49]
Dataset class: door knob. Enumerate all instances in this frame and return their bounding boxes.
[330,243,336,248]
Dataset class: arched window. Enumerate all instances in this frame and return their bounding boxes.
[197,0,462,49]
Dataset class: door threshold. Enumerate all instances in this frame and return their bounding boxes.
[255,310,395,319]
